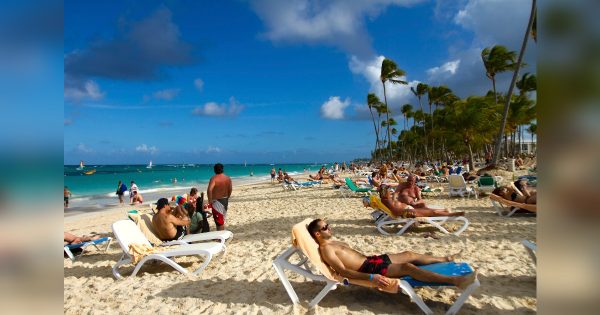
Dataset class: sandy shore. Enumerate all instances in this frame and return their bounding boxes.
[64,175,536,314]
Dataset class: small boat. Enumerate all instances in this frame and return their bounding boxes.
[84,169,96,175]
[76,160,84,170]
[146,160,153,169]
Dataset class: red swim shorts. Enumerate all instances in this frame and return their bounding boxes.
[211,208,225,226]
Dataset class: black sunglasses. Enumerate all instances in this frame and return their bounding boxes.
[320,223,330,231]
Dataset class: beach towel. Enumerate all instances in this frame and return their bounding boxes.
[128,243,157,264]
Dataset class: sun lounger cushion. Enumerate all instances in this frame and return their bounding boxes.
[128,213,163,246]
[402,262,474,287]
[65,237,110,250]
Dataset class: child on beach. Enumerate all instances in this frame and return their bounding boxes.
[64,186,72,208]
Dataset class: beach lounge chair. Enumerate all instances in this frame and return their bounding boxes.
[272,218,480,314]
[448,175,476,198]
[128,212,233,247]
[476,176,498,195]
[339,177,375,198]
[111,220,224,279]
[521,240,537,265]
[64,237,112,261]
[368,195,469,236]
[489,194,537,217]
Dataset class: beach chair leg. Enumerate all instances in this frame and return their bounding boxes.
[308,282,337,308]
[191,252,214,275]
[112,254,131,279]
[273,248,301,304]
[64,247,75,261]
[399,280,433,315]
[446,278,480,315]
[425,218,451,234]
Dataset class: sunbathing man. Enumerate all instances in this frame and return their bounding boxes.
[379,185,464,217]
[152,198,190,241]
[309,166,326,180]
[64,232,101,246]
[307,218,476,289]
[492,186,537,204]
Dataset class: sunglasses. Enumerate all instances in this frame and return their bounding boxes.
[320,223,330,231]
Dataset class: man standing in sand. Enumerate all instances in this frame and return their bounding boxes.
[152,198,190,241]
[207,163,232,231]
[307,218,476,289]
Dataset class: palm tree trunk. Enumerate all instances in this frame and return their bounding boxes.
[467,142,475,171]
[492,0,536,165]
[368,107,379,160]
[382,83,392,160]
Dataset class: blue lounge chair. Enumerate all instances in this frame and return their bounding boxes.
[64,237,112,261]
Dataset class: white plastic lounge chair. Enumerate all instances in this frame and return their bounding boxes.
[489,194,537,217]
[64,237,112,261]
[272,219,480,314]
[128,212,233,248]
[476,176,498,195]
[368,195,469,236]
[448,175,476,198]
[111,220,223,279]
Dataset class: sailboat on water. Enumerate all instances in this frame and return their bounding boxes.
[76,161,84,170]
[146,160,153,169]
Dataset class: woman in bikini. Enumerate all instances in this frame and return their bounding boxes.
[379,185,464,218]
[493,186,537,204]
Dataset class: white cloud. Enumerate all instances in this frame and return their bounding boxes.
[135,144,158,154]
[192,96,245,117]
[206,146,222,153]
[76,143,93,153]
[426,0,537,97]
[194,78,204,91]
[152,88,180,100]
[249,0,423,58]
[426,59,460,79]
[320,96,350,119]
[64,80,105,102]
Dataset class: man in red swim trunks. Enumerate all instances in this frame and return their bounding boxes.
[307,218,476,289]
[207,163,232,231]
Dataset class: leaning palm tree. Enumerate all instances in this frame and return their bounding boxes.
[491,0,536,165]
[481,45,518,105]
[367,93,382,160]
[410,83,429,157]
[427,86,453,157]
[380,58,407,159]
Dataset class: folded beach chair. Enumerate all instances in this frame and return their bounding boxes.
[272,219,480,314]
[111,220,224,279]
[128,212,233,248]
[368,195,469,236]
[489,194,537,217]
[339,177,375,198]
[64,237,112,261]
[448,175,476,198]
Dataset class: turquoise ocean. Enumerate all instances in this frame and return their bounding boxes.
[64,163,322,209]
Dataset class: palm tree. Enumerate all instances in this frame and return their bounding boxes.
[427,86,453,157]
[528,123,537,143]
[516,73,537,96]
[410,83,429,157]
[380,58,407,159]
[367,93,382,159]
[491,0,536,165]
[401,104,413,132]
[481,45,518,105]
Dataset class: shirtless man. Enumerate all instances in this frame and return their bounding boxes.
[152,198,190,241]
[396,175,425,208]
[207,163,232,231]
[379,185,464,217]
[307,219,476,289]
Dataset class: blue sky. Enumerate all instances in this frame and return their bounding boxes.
[64,0,536,165]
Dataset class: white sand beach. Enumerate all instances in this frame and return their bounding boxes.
[64,176,536,314]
